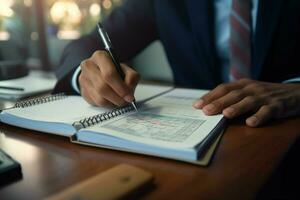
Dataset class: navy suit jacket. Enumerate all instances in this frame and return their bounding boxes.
[54,0,300,94]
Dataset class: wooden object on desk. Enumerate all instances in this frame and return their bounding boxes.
[0,116,299,199]
[45,164,154,200]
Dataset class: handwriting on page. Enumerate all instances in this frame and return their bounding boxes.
[102,113,205,142]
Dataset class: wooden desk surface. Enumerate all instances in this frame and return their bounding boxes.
[0,101,299,199]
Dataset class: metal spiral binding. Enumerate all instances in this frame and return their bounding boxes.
[14,93,66,108]
[72,105,134,130]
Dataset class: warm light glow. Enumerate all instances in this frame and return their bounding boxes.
[103,0,112,10]
[0,133,42,164]
[50,1,82,26]
[89,3,101,17]
[24,0,32,7]
[0,0,15,17]
[113,0,122,5]
[30,32,39,40]
[0,0,14,7]
[0,31,10,41]
[57,30,80,40]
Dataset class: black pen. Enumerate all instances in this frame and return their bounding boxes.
[97,23,138,111]
[0,86,24,91]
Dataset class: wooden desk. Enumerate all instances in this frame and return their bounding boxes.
[0,100,299,199]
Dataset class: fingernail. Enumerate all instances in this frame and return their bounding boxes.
[247,116,258,127]
[124,94,134,103]
[223,107,235,117]
[193,99,204,108]
[203,104,215,113]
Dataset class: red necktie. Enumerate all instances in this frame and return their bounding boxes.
[229,0,252,81]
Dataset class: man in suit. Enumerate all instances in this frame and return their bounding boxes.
[54,0,300,127]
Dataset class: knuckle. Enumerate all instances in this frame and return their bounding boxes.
[255,88,265,94]
[96,84,108,94]
[82,93,93,105]
[132,70,140,79]
[216,84,229,93]
[230,89,244,99]
[262,104,278,114]
[261,105,274,114]
[80,86,86,95]
[78,74,89,88]
[239,78,251,84]
[256,85,267,93]
[78,74,84,83]
[244,96,257,104]
[80,59,94,71]
[212,100,224,109]
[201,91,212,102]
[118,89,128,98]
[130,71,140,83]
[78,76,86,88]
[245,82,260,91]
[102,70,114,82]
[95,98,107,106]
[201,96,208,102]
[116,99,127,107]
[80,60,88,68]
[272,100,284,110]
[246,83,255,90]
[92,50,106,59]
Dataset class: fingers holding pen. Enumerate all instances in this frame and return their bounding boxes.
[79,25,140,108]
[80,58,126,106]
[121,63,140,92]
[79,50,140,107]
[91,51,135,102]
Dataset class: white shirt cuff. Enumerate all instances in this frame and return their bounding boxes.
[283,77,300,83]
[71,66,81,94]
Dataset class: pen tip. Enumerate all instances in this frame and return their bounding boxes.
[132,102,138,112]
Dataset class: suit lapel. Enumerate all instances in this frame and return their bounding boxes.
[185,0,221,85]
[253,0,284,79]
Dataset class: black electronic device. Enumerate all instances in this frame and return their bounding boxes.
[0,149,22,186]
[0,60,29,81]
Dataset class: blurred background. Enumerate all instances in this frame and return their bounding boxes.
[0,0,123,69]
[0,0,172,90]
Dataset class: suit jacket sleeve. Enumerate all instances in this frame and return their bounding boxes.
[53,0,158,94]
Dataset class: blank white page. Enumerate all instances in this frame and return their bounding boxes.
[1,83,173,126]
[134,84,173,102]
[2,96,109,124]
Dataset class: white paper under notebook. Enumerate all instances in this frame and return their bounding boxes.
[0,84,225,165]
[0,70,56,100]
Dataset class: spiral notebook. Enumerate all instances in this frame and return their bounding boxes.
[0,84,225,165]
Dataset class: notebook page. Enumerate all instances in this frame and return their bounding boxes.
[0,71,56,100]
[79,88,224,149]
[134,84,173,102]
[1,84,171,123]
[2,96,109,125]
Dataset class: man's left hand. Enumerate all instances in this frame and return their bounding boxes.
[193,79,300,127]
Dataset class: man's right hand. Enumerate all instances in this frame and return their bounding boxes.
[78,50,140,107]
